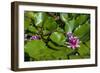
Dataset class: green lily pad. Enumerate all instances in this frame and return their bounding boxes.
[50,32,66,45]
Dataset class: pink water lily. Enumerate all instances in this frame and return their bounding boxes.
[30,35,40,40]
[66,32,80,49]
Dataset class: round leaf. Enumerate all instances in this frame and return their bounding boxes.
[43,16,58,31]
[50,32,66,45]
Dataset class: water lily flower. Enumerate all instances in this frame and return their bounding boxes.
[30,35,40,40]
[66,32,80,49]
